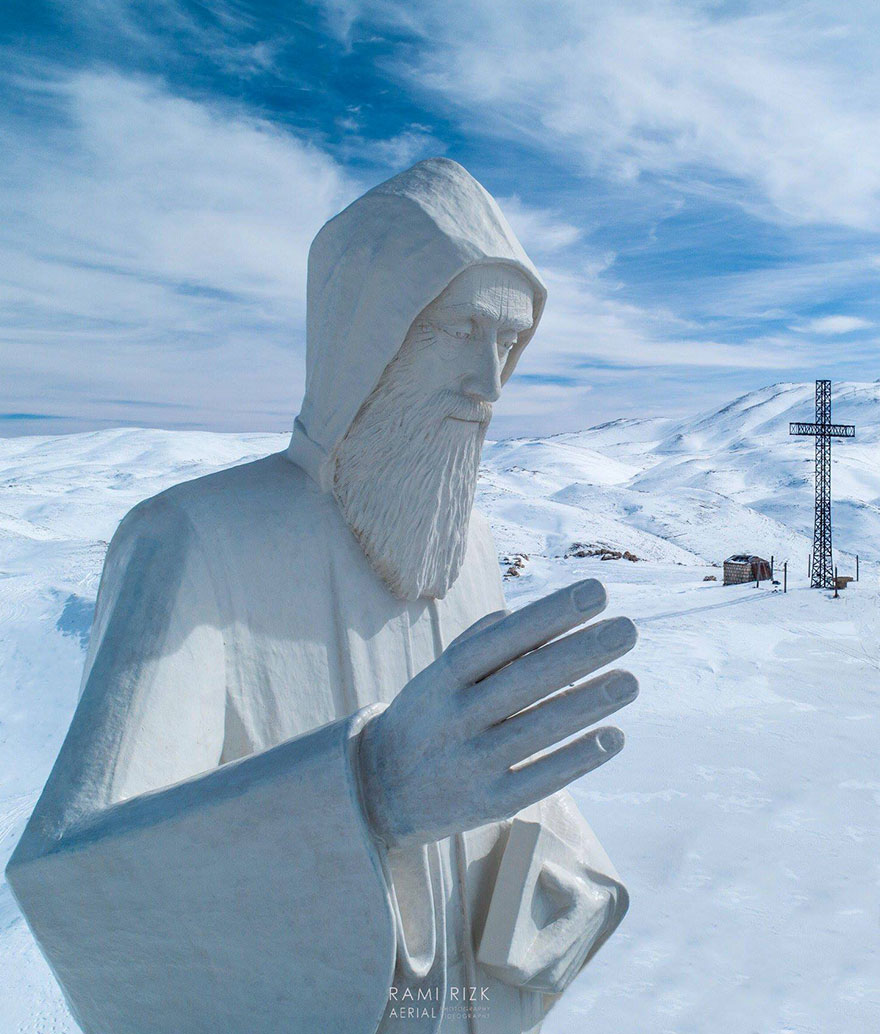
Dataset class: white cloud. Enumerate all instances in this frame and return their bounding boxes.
[325,1,880,231]
[525,265,796,373]
[496,196,583,255]
[636,253,880,325]
[0,67,819,435]
[0,70,361,430]
[349,126,447,169]
[5,12,878,436]
[796,315,873,335]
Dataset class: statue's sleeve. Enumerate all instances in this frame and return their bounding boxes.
[5,497,395,1034]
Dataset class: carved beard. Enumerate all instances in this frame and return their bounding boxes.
[332,333,491,601]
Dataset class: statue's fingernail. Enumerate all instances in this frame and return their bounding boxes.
[573,580,605,612]
[596,728,625,754]
[606,616,638,649]
[611,671,639,704]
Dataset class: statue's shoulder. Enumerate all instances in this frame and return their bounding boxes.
[116,453,328,547]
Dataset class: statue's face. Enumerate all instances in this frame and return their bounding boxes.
[332,263,535,600]
[410,264,535,426]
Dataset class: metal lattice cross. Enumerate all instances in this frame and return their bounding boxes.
[789,380,855,589]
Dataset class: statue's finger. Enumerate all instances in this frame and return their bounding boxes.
[447,609,509,650]
[502,726,624,809]
[464,616,637,727]
[479,669,638,767]
[445,579,607,686]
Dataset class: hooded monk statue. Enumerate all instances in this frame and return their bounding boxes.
[7,158,640,1034]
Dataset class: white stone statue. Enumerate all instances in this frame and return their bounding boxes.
[7,158,639,1034]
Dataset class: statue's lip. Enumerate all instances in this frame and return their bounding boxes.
[447,414,490,427]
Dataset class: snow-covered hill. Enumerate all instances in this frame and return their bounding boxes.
[2,383,879,1033]
[480,380,879,571]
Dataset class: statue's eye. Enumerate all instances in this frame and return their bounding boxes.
[445,322,472,340]
[497,333,517,352]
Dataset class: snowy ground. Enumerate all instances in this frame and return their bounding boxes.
[2,383,879,1033]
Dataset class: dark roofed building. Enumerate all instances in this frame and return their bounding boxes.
[723,554,771,585]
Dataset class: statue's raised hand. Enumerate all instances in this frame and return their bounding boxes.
[358,579,638,847]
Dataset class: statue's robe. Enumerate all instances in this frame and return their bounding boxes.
[7,158,628,1033]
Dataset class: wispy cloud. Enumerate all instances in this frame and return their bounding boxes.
[302,0,880,432]
[357,127,446,168]
[330,1,880,231]
[497,197,584,255]
[796,315,873,335]
[491,264,807,436]
[0,69,361,432]
[3,1,880,436]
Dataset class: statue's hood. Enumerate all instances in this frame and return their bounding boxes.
[286,157,547,489]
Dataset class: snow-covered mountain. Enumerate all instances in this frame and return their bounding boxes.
[481,380,879,570]
[2,383,879,1034]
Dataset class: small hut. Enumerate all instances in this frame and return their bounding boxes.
[723,554,771,585]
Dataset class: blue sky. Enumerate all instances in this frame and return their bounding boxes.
[3,1,880,438]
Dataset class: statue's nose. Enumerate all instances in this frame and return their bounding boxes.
[461,333,503,403]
